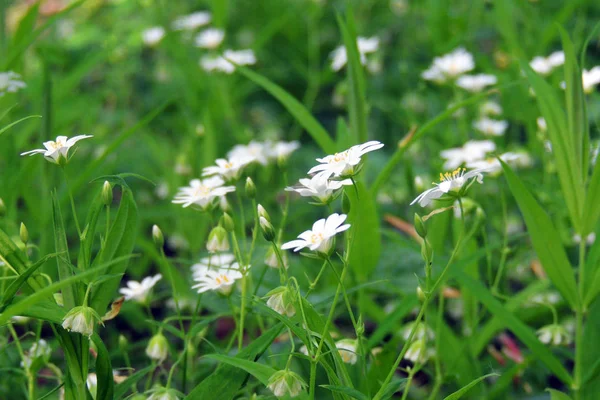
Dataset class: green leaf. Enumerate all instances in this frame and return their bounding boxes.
[91,334,114,400]
[12,297,65,324]
[89,187,138,315]
[52,191,80,310]
[547,389,573,400]
[0,115,41,136]
[521,59,584,232]
[37,383,65,400]
[236,66,336,154]
[203,354,277,386]
[0,253,56,312]
[583,159,600,236]
[379,379,407,400]
[582,299,600,397]
[500,159,578,308]
[113,365,155,399]
[452,270,573,385]
[336,10,367,144]
[559,27,588,181]
[347,181,381,281]
[367,295,418,348]
[185,324,283,400]
[443,373,499,400]
[321,385,368,400]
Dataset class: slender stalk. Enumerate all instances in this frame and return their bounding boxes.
[428,294,445,400]
[574,239,587,399]
[401,367,417,400]
[61,167,82,238]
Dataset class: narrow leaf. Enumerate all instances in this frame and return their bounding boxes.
[203,354,277,386]
[0,253,56,312]
[321,385,368,400]
[500,159,578,308]
[443,373,499,400]
[52,191,79,309]
[547,389,573,400]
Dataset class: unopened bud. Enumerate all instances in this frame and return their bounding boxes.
[145,332,168,362]
[257,204,271,222]
[0,198,6,217]
[102,181,113,206]
[356,315,365,337]
[20,222,29,245]
[260,217,276,242]
[152,225,164,249]
[414,213,427,238]
[245,177,256,199]
[420,240,433,262]
[265,286,296,317]
[118,335,128,351]
[220,213,235,232]
[207,226,229,252]
[268,370,307,398]
[417,286,426,302]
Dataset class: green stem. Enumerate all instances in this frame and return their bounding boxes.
[238,273,247,351]
[61,167,82,238]
[574,239,587,398]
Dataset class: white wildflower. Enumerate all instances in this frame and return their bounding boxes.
[195,28,225,49]
[421,48,475,83]
[440,140,496,170]
[307,140,384,179]
[142,27,165,46]
[281,213,350,255]
[192,268,244,295]
[537,324,571,346]
[0,71,26,95]
[172,177,235,209]
[119,274,162,304]
[479,101,503,116]
[285,175,352,204]
[330,36,380,72]
[456,74,497,92]
[202,157,252,181]
[410,167,488,207]
[336,339,358,365]
[172,11,211,31]
[473,117,508,136]
[21,135,93,165]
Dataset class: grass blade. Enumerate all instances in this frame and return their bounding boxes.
[443,373,499,400]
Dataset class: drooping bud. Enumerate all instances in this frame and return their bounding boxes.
[220,213,235,232]
[146,332,169,362]
[245,177,256,199]
[0,198,6,217]
[265,286,295,317]
[414,213,427,238]
[206,226,230,252]
[152,225,164,249]
[20,222,29,245]
[537,324,572,346]
[267,370,307,398]
[259,216,276,242]
[102,181,113,206]
[61,306,102,338]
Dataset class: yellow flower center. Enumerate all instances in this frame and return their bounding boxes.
[49,140,65,150]
[215,274,230,285]
[330,152,348,163]
[194,185,211,197]
[438,167,465,182]
[310,233,324,244]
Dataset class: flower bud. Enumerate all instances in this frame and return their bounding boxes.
[245,177,256,199]
[356,315,365,337]
[20,222,29,245]
[265,286,295,317]
[206,226,230,253]
[146,386,179,400]
[417,286,426,302]
[102,181,113,206]
[118,335,128,351]
[152,225,164,249]
[0,198,6,217]
[420,240,433,262]
[220,213,235,232]
[260,216,276,242]
[267,370,307,398]
[146,332,169,361]
[414,213,427,238]
[257,204,271,221]
[404,338,428,363]
[62,306,102,338]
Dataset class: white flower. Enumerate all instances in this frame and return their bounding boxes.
[537,324,571,346]
[286,175,352,204]
[473,117,508,136]
[268,140,300,162]
[21,339,52,370]
[281,213,350,254]
[467,152,532,175]
[62,306,102,338]
[336,339,358,365]
[410,167,488,207]
[421,48,475,83]
[191,253,238,278]
[455,74,497,92]
[195,28,225,49]
[404,338,431,363]
[401,321,434,341]
[119,274,162,304]
[172,11,211,31]
[172,177,235,209]
[537,117,547,132]
[147,387,180,400]
[192,268,243,295]
[440,140,496,170]
[0,71,26,95]
[202,157,252,181]
[573,232,596,246]
[146,332,168,361]
[529,291,561,306]
[227,140,269,165]
[480,101,503,116]
[581,66,600,93]
[330,36,380,71]
[142,27,165,46]
[307,140,384,179]
[200,49,256,74]
[21,134,93,165]
[529,51,564,75]
[267,370,306,398]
